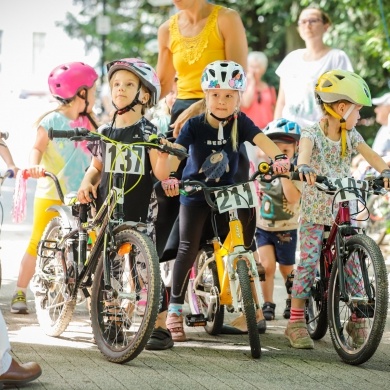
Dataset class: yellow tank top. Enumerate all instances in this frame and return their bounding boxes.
[169,5,225,99]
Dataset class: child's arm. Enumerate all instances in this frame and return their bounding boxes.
[77,157,102,203]
[280,177,301,204]
[296,137,317,185]
[28,126,49,178]
[357,142,389,174]
[152,143,182,180]
[0,140,18,172]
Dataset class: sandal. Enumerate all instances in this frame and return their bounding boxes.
[166,313,186,342]
[262,302,276,321]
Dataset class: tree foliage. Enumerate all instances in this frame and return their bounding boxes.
[62,0,390,143]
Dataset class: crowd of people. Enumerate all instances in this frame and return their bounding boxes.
[1,0,390,386]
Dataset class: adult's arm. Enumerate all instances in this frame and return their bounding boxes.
[156,20,177,100]
[274,79,285,120]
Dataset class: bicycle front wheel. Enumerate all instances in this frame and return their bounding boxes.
[90,229,160,364]
[236,259,261,359]
[306,264,328,340]
[34,217,77,337]
[328,234,388,365]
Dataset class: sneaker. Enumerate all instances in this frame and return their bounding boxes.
[166,313,186,342]
[346,319,368,346]
[262,302,276,321]
[285,319,314,349]
[283,299,291,319]
[11,291,28,314]
[145,327,174,350]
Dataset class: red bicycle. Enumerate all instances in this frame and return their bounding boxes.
[293,172,388,365]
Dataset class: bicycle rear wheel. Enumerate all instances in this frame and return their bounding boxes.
[90,229,160,364]
[34,217,77,337]
[187,246,224,335]
[328,234,388,365]
[236,259,261,359]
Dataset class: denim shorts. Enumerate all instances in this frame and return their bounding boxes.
[255,227,297,266]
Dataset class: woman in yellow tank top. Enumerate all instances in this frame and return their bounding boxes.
[156,0,248,137]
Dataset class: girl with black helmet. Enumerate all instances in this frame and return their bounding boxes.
[11,62,99,315]
[155,60,291,341]
[285,69,390,349]
[77,58,174,351]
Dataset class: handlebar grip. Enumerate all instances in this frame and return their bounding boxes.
[0,131,9,140]
[4,169,14,179]
[21,169,46,179]
[48,128,90,140]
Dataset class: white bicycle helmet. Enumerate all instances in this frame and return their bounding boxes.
[107,58,161,105]
[264,118,301,142]
[201,61,246,92]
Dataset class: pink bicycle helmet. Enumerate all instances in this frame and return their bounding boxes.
[107,58,161,105]
[48,62,98,101]
[201,61,247,92]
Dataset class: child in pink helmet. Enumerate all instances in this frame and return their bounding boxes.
[11,62,99,314]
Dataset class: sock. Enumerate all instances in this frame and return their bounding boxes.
[15,287,27,294]
[168,303,183,317]
[290,308,305,322]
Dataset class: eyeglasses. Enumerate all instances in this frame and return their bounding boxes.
[298,18,322,26]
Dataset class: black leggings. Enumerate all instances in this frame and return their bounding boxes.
[170,202,256,304]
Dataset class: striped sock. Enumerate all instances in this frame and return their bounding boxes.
[290,308,305,322]
[168,303,183,317]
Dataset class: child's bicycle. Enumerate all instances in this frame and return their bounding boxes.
[29,127,187,363]
[181,161,283,359]
[292,172,389,365]
[0,169,15,288]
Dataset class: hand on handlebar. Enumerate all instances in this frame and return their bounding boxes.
[273,154,291,175]
[77,181,98,203]
[379,168,390,190]
[161,177,180,197]
[297,164,317,185]
[26,165,46,179]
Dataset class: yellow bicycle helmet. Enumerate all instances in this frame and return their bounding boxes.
[315,69,372,106]
[315,70,371,157]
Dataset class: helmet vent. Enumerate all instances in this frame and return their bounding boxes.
[335,75,345,81]
[220,71,227,82]
[322,80,333,87]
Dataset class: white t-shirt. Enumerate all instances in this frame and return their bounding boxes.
[276,48,353,128]
[371,125,390,157]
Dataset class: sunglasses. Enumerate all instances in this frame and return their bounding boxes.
[257,91,262,104]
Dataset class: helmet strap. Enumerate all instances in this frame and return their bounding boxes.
[209,112,234,141]
[324,103,354,157]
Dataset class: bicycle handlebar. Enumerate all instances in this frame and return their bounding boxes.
[21,169,65,203]
[179,162,294,209]
[290,172,386,195]
[48,127,189,160]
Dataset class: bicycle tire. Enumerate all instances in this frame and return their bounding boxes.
[90,229,160,364]
[34,217,77,337]
[306,264,328,340]
[327,234,388,365]
[364,195,389,245]
[187,246,224,335]
[236,259,261,359]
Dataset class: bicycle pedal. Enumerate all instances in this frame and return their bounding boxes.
[185,314,207,327]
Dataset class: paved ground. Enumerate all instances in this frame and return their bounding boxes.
[1,179,390,389]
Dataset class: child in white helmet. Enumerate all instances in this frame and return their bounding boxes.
[154,60,292,341]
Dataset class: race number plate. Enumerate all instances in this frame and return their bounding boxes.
[329,177,369,203]
[214,182,259,213]
[104,143,145,174]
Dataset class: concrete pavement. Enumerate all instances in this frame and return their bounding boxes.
[1,180,390,389]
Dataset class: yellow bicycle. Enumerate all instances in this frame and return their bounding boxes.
[183,161,278,359]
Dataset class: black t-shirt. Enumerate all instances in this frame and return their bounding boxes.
[89,117,157,223]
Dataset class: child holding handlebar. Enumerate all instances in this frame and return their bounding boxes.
[11,62,99,315]
[286,69,390,349]
[154,60,291,342]
[77,58,175,351]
